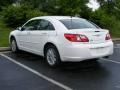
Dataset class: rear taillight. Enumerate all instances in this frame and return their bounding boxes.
[105,33,111,40]
[64,33,89,42]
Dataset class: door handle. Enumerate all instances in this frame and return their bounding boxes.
[41,33,47,35]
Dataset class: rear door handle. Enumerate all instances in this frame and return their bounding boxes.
[41,33,47,35]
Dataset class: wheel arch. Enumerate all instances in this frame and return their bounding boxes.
[43,42,60,57]
[9,35,16,43]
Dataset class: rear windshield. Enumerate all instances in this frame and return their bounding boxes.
[60,19,99,30]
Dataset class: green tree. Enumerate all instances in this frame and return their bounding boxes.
[0,0,15,10]
[52,0,89,16]
[1,5,47,27]
[20,0,89,15]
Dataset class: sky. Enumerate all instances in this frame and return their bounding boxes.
[87,0,100,11]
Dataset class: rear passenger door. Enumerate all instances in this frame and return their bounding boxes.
[29,19,56,55]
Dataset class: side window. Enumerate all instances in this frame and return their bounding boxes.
[49,22,55,30]
[38,19,55,30]
[22,20,39,31]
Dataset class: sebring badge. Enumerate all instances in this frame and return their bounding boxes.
[93,34,101,37]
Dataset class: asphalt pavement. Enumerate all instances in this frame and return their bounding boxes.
[0,42,120,90]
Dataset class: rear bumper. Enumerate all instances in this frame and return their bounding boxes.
[60,41,113,62]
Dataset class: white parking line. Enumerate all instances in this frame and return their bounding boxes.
[100,58,120,64]
[0,54,73,90]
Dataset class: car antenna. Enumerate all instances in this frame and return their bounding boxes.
[70,0,73,29]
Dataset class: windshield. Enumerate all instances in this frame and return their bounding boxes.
[60,19,99,30]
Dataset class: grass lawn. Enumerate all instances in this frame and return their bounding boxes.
[0,19,12,47]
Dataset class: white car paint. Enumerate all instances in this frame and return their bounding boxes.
[9,16,113,62]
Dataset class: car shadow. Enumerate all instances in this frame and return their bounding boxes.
[6,51,110,75]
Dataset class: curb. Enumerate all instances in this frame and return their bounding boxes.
[0,47,11,52]
[0,38,120,52]
[112,38,120,41]
[112,38,120,43]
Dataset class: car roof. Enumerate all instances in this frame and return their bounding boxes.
[31,16,80,20]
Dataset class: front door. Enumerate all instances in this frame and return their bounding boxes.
[17,20,39,51]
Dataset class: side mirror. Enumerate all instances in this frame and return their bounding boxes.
[16,27,22,31]
[16,27,25,31]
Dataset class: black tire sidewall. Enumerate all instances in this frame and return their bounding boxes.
[11,39,19,53]
[45,45,61,67]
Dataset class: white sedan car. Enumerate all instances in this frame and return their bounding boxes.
[9,16,113,67]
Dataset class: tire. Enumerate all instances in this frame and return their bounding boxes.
[10,38,19,53]
[45,45,61,67]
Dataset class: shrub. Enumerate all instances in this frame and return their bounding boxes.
[1,5,47,27]
[88,9,120,37]
[26,9,47,19]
